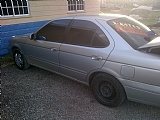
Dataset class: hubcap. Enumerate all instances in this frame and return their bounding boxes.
[99,82,116,100]
[15,53,23,67]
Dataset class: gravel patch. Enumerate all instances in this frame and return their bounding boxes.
[1,65,160,120]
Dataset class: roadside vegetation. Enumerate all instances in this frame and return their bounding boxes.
[0,56,13,66]
[101,8,160,25]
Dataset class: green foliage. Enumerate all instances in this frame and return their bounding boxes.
[132,10,160,20]
[0,56,13,66]
[139,19,157,26]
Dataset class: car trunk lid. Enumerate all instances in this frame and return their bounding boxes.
[139,36,160,49]
[138,37,160,54]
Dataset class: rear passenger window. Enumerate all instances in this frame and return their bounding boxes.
[65,27,94,46]
[64,20,109,48]
[92,29,110,48]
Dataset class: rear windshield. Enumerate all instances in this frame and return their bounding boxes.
[107,17,157,49]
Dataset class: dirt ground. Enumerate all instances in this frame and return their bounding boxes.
[1,65,160,120]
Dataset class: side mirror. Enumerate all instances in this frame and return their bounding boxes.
[30,33,36,40]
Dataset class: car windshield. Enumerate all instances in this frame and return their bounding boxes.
[107,17,158,49]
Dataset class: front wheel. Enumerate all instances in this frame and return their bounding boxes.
[13,50,30,70]
[91,73,126,107]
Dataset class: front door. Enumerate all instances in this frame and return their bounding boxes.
[25,19,72,72]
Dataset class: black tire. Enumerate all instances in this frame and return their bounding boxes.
[91,73,126,107]
[13,50,30,70]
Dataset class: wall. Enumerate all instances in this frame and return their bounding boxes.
[0,20,49,57]
[0,0,100,57]
[1,0,100,25]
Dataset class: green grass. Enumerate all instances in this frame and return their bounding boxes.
[0,56,13,66]
[139,19,157,26]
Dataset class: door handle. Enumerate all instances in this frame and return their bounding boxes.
[91,56,103,61]
[51,48,57,51]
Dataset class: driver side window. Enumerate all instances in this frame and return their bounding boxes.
[36,19,71,42]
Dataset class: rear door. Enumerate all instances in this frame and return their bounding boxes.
[59,19,114,82]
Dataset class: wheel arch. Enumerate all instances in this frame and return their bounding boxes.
[11,46,19,55]
[88,68,127,102]
[91,72,127,107]
[87,68,123,86]
[11,45,30,70]
[11,44,24,56]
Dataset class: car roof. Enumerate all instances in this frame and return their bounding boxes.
[56,14,127,21]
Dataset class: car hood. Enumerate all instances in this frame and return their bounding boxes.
[138,36,160,49]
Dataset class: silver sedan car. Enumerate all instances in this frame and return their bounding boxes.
[9,14,160,107]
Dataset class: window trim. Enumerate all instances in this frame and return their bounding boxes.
[67,0,85,12]
[0,0,30,18]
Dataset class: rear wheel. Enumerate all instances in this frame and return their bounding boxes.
[91,73,126,107]
[13,50,30,70]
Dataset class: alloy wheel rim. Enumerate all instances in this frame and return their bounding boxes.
[15,53,23,67]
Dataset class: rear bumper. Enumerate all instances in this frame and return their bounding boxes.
[120,78,160,107]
